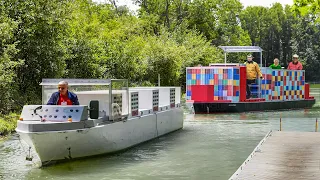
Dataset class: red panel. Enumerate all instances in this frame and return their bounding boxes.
[191,85,214,102]
[233,86,237,96]
[305,83,310,99]
[153,106,159,112]
[245,98,266,102]
[193,100,232,103]
[196,80,200,85]
[239,66,247,102]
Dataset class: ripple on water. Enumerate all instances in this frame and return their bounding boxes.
[1,107,320,180]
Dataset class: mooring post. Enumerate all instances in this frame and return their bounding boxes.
[280,118,282,131]
[316,118,318,132]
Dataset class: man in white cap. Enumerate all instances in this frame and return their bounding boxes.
[287,54,303,70]
[244,55,263,99]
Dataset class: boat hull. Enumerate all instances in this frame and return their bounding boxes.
[17,108,183,165]
[191,99,316,113]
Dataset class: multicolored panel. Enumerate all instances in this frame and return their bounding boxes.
[271,70,284,101]
[186,67,240,102]
[261,68,272,101]
[283,70,305,100]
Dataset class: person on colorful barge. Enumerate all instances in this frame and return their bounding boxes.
[47,81,79,105]
[287,54,303,70]
[244,55,263,99]
[269,58,282,69]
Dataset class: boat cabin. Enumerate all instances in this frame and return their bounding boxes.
[19,79,181,123]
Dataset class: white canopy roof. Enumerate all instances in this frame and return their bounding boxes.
[40,79,112,86]
[219,46,263,53]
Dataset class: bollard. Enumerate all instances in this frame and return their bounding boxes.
[280,118,282,131]
[316,118,318,132]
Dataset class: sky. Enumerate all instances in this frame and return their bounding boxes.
[94,0,294,10]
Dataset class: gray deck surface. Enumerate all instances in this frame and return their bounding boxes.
[231,131,320,180]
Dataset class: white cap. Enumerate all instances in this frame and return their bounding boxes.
[293,54,299,58]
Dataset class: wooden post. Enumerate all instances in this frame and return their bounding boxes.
[280,118,282,131]
[316,118,318,132]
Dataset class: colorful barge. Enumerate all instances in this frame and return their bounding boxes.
[186,46,315,114]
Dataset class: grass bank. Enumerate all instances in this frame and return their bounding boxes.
[310,84,320,88]
[0,113,19,136]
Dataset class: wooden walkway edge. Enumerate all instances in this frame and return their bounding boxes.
[229,131,320,180]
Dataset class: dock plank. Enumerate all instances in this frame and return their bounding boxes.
[230,131,320,180]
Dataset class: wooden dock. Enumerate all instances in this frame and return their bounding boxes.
[229,131,320,180]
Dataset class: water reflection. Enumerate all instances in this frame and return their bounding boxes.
[1,91,320,179]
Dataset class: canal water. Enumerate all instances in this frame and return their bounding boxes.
[1,90,320,180]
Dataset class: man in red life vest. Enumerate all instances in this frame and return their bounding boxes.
[47,81,79,105]
[287,54,303,70]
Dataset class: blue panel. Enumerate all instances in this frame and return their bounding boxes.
[218,90,223,96]
[292,86,294,90]
[196,74,200,80]
[236,91,239,96]
[286,86,289,90]
[297,86,300,90]
[274,82,277,86]
[187,74,192,80]
[233,69,239,75]
[228,70,232,79]
[302,81,305,85]
[272,71,276,76]
[218,85,223,90]
[187,91,191,96]
[210,73,213,79]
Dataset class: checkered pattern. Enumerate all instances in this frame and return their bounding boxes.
[112,94,122,112]
[187,66,305,102]
[283,70,305,100]
[260,68,305,101]
[152,90,159,112]
[131,92,139,116]
[170,88,175,108]
[186,67,240,102]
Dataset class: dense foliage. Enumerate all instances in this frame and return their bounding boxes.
[0,0,320,118]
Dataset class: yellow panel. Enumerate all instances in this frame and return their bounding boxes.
[280,96,283,100]
[219,69,223,74]
[214,96,218,100]
[291,91,294,95]
[201,69,205,74]
[275,91,278,96]
[192,74,196,80]
[233,80,237,86]
[286,91,289,96]
[210,79,214,85]
[302,86,305,90]
[272,77,275,81]
[229,80,233,85]
[298,71,300,76]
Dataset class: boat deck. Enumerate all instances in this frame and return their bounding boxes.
[230,131,320,180]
